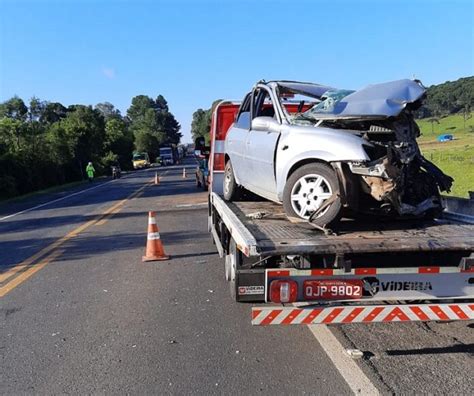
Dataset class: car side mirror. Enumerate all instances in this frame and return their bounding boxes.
[251,116,279,132]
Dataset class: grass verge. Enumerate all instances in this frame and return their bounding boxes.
[417,113,474,197]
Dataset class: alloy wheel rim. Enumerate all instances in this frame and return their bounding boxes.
[290,173,333,219]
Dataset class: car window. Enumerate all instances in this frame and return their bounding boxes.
[253,88,276,120]
[235,111,250,129]
[235,93,251,129]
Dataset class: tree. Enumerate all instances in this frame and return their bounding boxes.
[159,111,182,145]
[0,117,25,151]
[57,105,105,178]
[28,97,46,122]
[41,102,68,124]
[126,95,156,122]
[191,108,210,142]
[131,107,162,154]
[127,94,181,157]
[191,100,222,143]
[155,95,169,112]
[104,117,134,168]
[0,96,28,120]
[417,76,474,118]
[96,102,121,120]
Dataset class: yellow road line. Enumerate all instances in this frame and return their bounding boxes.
[0,179,153,294]
[95,198,128,226]
[95,181,150,226]
[0,250,64,298]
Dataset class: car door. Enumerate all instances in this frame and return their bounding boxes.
[245,87,281,200]
[225,94,251,185]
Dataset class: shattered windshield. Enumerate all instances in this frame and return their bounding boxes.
[307,90,355,114]
[291,89,355,124]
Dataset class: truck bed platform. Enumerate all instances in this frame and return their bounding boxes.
[217,196,473,257]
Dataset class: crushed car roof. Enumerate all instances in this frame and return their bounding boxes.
[269,79,426,119]
[310,79,426,119]
[271,81,335,99]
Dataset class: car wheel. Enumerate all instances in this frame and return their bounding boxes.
[283,163,342,226]
[223,160,242,201]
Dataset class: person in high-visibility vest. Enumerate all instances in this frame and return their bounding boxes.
[86,162,95,182]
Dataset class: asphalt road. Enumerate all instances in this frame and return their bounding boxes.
[1,158,472,395]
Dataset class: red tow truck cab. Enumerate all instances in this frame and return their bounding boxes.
[208,102,240,194]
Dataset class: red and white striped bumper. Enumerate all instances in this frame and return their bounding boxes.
[251,303,474,325]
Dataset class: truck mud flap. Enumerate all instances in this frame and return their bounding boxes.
[235,269,266,302]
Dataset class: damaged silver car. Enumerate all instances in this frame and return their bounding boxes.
[223,79,453,227]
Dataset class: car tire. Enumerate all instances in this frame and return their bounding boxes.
[283,162,342,226]
[223,160,242,201]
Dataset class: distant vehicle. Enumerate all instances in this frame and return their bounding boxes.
[111,164,121,179]
[177,145,185,159]
[159,147,174,166]
[437,134,454,142]
[132,152,150,169]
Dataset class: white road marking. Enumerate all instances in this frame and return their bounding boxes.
[175,202,207,208]
[292,302,378,394]
[0,179,117,222]
[306,324,379,395]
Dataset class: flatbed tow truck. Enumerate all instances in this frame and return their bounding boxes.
[206,101,474,326]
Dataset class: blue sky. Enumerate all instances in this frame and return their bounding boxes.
[1,0,473,143]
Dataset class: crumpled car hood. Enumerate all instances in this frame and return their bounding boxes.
[308,79,426,119]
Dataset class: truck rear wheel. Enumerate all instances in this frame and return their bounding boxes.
[225,238,241,301]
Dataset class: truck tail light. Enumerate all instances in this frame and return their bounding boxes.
[269,280,298,303]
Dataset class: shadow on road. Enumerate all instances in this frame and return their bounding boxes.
[386,343,474,355]
[0,211,145,234]
[0,158,196,217]
[170,251,218,259]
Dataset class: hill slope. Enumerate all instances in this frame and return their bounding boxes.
[417,113,473,197]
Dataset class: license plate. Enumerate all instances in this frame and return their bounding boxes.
[303,279,363,300]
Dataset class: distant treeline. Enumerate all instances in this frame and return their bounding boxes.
[190,76,474,143]
[417,76,473,118]
[0,95,182,199]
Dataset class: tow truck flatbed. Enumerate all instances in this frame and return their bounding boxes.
[213,194,473,258]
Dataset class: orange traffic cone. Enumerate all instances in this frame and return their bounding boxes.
[155,172,160,185]
[142,211,169,261]
[182,168,187,178]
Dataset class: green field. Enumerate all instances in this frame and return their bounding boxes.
[416,113,474,197]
